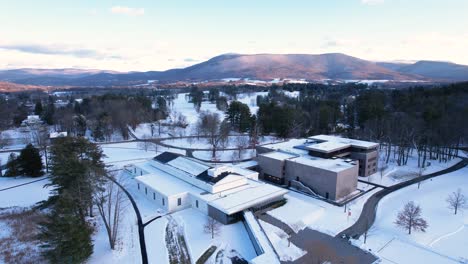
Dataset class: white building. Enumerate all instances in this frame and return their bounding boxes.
[126,152,288,224]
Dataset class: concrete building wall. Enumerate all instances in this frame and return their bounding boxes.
[256,155,285,178]
[284,160,339,200]
[334,166,359,200]
[350,149,378,177]
[256,155,286,184]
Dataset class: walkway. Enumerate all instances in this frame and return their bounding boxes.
[256,211,377,264]
[337,158,467,239]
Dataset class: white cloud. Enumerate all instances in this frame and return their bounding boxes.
[110,6,145,16]
[361,0,385,5]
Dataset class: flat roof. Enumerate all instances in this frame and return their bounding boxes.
[260,139,309,155]
[289,156,356,173]
[133,160,287,215]
[259,151,298,161]
[308,135,379,149]
[305,141,350,153]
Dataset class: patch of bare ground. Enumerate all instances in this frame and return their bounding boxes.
[0,207,47,264]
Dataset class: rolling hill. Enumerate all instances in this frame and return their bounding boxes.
[1,53,468,87]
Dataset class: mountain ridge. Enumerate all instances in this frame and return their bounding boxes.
[1,53,468,86]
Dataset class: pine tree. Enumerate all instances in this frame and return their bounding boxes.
[4,153,20,177]
[34,102,43,116]
[39,137,106,262]
[18,143,43,177]
[39,196,93,264]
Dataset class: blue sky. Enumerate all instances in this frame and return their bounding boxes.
[0,0,467,71]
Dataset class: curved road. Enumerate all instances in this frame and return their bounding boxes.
[337,158,467,239]
[105,173,165,264]
[104,174,149,264]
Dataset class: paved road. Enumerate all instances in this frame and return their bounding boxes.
[337,158,467,239]
[105,174,149,264]
[106,173,165,264]
[257,212,377,264]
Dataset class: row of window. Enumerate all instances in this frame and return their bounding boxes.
[137,183,199,208]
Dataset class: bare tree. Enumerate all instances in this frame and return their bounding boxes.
[395,201,428,235]
[95,175,127,250]
[204,217,221,239]
[138,134,151,152]
[416,166,425,189]
[30,124,50,172]
[0,131,10,150]
[378,162,388,182]
[447,189,466,215]
[196,112,229,159]
[363,218,377,244]
[235,135,250,161]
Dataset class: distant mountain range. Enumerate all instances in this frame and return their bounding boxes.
[1,53,468,87]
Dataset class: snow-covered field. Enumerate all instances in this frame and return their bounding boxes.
[160,135,279,150]
[193,149,256,162]
[0,176,51,208]
[366,148,461,187]
[268,189,381,236]
[259,220,306,261]
[353,167,468,264]
[100,142,185,168]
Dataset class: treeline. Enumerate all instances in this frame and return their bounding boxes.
[252,82,468,167]
[354,84,468,167]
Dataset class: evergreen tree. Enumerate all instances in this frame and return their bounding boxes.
[226,101,252,132]
[18,143,43,177]
[41,102,55,125]
[39,137,106,263]
[4,153,20,177]
[34,102,43,116]
[39,196,94,264]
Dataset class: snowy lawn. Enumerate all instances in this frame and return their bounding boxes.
[259,220,306,262]
[173,208,257,262]
[268,189,381,236]
[144,216,169,264]
[366,148,461,187]
[0,176,51,208]
[100,142,185,168]
[101,142,158,165]
[142,208,257,264]
[133,92,268,140]
[353,167,468,264]
[89,194,142,264]
[193,149,256,162]
[161,135,278,150]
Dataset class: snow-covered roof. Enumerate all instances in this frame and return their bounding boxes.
[167,156,210,176]
[204,181,288,215]
[260,139,309,155]
[259,151,298,161]
[308,135,379,149]
[289,156,356,173]
[49,132,68,139]
[133,159,287,215]
[304,141,350,153]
